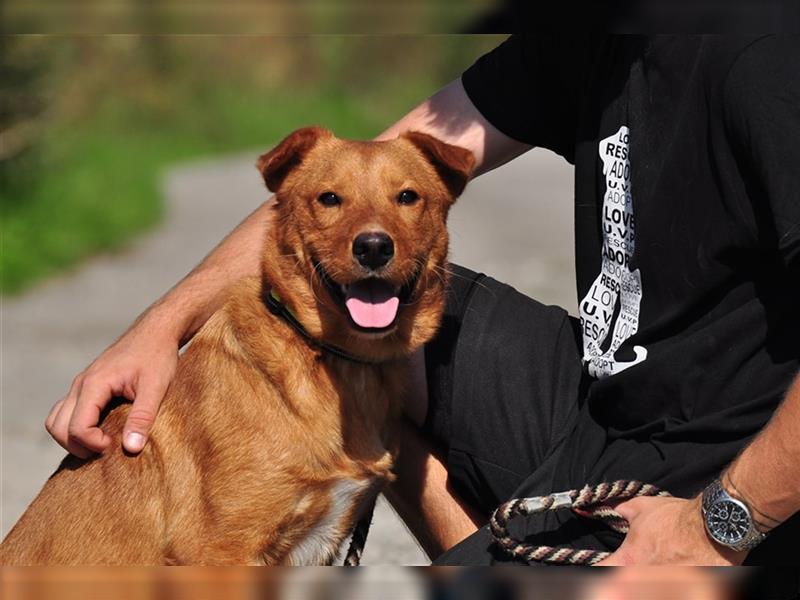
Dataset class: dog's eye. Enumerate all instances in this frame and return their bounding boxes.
[397,189,419,205]
[318,192,341,207]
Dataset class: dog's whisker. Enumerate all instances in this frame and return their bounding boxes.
[426,264,450,289]
[309,263,329,307]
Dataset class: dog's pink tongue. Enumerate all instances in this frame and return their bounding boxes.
[345,280,400,329]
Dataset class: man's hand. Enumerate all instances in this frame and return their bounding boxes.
[45,320,178,458]
[596,495,747,566]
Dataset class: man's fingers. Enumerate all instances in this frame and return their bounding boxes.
[45,397,66,434]
[594,546,632,567]
[64,438,96,459]
[49,393,92,457]
[591,499,644,566]
[46,375,96,458]
[611,497,641,523]
[122,377,167,453]
[47,373,83,437]
[67,377,113,453]
[592,498,653,566]
[48,395,73,445]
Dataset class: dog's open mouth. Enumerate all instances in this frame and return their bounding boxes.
[314,260,419,331]
[343,279,400,329]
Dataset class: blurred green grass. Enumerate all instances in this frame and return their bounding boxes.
[1,86,427,294]
[1,34,500,294]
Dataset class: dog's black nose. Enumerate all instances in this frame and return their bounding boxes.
[353,232,394,270]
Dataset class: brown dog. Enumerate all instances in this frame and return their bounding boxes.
[0,127,474,565]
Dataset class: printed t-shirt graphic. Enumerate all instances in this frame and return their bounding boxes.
[579,125,647,378]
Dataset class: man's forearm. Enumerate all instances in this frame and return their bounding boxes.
[135,199,275,346]
[725,372,800,530]
[385,419,485,559]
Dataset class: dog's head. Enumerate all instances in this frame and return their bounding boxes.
[257,126,474,361]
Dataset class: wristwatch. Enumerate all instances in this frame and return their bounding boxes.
[701,478,767,552]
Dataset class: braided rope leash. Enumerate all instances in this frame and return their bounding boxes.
[490,480,671,565]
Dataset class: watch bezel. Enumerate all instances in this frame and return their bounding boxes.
[702,477,767,553]
[705,496,752,546]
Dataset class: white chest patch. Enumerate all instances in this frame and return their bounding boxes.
[285,478,372,566]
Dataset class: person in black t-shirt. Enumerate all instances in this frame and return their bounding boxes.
[47,36,800,565]
[427,34,800,566]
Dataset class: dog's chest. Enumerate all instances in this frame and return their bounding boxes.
[284,477,379,566]
[330,362,400,429]
[276,360,403,564]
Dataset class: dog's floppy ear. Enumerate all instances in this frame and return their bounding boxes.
[257,126,332,192]
[403,131,476,198]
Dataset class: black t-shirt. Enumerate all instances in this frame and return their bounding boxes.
[462,35,800,499]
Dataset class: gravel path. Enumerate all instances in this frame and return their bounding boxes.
[1,147,574,563]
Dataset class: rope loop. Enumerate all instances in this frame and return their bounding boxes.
[489,480,670,565]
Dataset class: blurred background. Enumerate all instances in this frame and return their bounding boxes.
[1,2,581,566]
[1,31,504,295]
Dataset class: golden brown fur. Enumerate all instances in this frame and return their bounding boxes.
[0,127,474,565]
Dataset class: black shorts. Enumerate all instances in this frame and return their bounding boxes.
[423,264,603,565]
[422,265,800,566]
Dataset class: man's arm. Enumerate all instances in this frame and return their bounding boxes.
[47,77,531,458]
[375,78,531,176]
[598,372,800,566]
[384,419,485,558]
[723,373,800,531]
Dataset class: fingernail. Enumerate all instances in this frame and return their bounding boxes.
[124,432,145,452]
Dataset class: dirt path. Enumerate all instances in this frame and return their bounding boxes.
[1,148,574,563]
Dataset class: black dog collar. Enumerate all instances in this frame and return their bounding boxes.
[264,288,377,365]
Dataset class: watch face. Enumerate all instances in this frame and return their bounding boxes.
[707,499,750,545]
